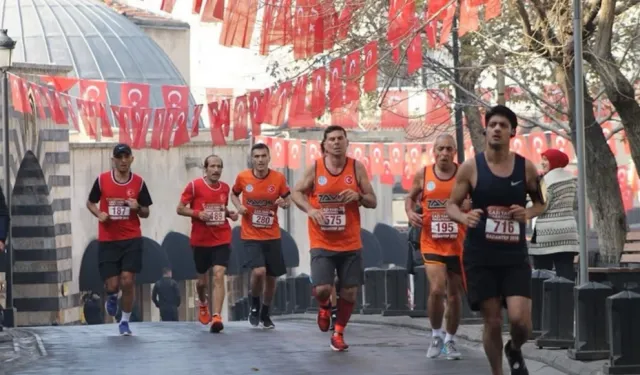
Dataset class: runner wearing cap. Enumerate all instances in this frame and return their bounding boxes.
[86,144,153,336]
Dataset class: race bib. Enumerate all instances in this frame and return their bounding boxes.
[320,206,346,231]
[204,204,226,226]
[107,199,130,220]
[485,206,520,243]
[252,209,275,228]
[430,212,458,240]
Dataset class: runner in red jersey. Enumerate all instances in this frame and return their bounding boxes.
[177,155,238,333]
[86,144,153,336]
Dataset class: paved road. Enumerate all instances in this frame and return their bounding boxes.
[7,321,563,375]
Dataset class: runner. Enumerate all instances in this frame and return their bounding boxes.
[177,155,238,333]
[446,105,545,375]
[291,125,377,351]
[231,142,291,329]
[86,144,153,336]
[405,134,467,360]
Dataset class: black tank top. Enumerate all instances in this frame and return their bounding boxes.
[464,152,529,266]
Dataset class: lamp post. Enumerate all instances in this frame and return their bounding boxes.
[0,29,16,328]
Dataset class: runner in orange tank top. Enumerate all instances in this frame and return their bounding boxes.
[405,134,469,360]
[231,142,291,330]
[291,125,378,352]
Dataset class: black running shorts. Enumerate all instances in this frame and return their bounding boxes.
[244,239,287,277]
[192,244,232,274]
[310,249,363,288]
[98,237,143,281]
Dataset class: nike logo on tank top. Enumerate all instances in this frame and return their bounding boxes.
[464,152,528,266]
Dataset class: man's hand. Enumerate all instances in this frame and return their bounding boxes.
[461,199,472,212]
[308,208,325,225]
[275,197,289,209]
[197,211,211,221]
[126,198,139,211]
[237,205,248,215]
[228,211,239,221]
[338,189,360,203]
[407,210,423,228]
[98,212,110,223]
[509,205,527,223]
[463,209,484,228]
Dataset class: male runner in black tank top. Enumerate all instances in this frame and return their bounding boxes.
[446,105,546,375]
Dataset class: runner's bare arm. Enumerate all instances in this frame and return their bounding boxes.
[355,161,377,208]
[525,159,546,219]
[404,168,424,214]
[291,165,316,213]
[447,160,473,224]
[176,182,197,218]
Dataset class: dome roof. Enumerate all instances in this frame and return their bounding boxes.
[0,0,191,111]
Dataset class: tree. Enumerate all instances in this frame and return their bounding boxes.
[261,0,630,262]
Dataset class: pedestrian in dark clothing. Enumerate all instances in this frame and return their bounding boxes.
[152,268,181,321]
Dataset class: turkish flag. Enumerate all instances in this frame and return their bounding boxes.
[191,104,203,137]
[259,0,293,55]
[310,68,326,117]
[322,3,338,50]
[201,0,225,22]
[8,74,30,114]
[328,59,344,110]
[207,102,226,146]
[362,41,378,93]
[306,140,322,166]
[458,0,479,37]
[271,138,287,168]
[439,6,456,46]
[218,99,231,136]
[288,139,302,169]
[220,0,258,48]
[331,101,359,128]
[233,96,249,140]
[388,143,404,176]
[380,159,395,185]
[510,135,528,159]
[401,164,414,191]
[550,132,574,161]
[426,89,451,126]
[193,0,204,13]
[111,105,132,146]
[171,108,190,147]
[360,156,373,180]
[79,79,108,103]
[485,0,501,20]
[424,142,435,165]
[27,83,47,119]
[407,34,423,75]
[264,81,292,126]
[293,0,311,59]
[248,91,264,133]
[76,99,96,138]
[345,50,360,103]
[131,107,153,149]
[601,122,617,155]
[40,75,78,92]
[381,90,408,128]
[160,0,177,12]
[254,136,272,147]
[40,86,67,124]
[369,143,384,175]
[150,108,165,150]
[288,75,309,127]
[161,85,189,109]
[60,94,79,131]
[120,82,150,108]
[97,103,114,138]
[528,132,548,164]
[406,144,423,174]
[349,143,367,162]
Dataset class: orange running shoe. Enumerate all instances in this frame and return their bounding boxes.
[210,314,224,333]
[330,333,349,352]
[317,307,331,332]
[198,303,211,325]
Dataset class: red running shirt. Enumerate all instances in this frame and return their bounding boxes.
[96,171,145,242]
[180,178,232,247]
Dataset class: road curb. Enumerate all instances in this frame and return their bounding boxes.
[275,314,604,375]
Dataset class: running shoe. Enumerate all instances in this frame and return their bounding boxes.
[504,340,529,375]
[248,307,260,327]
[210,314,224,333]
[330,333,349,352]
[105,294,118,317]
[426,336,444,358]
[119,321,132,336]
[317,307,331,332]
[198,303,212,325]
[442,340,462,360]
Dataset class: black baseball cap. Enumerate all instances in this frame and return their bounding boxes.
[113,143,132,157]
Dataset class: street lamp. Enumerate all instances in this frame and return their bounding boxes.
[0,29,15,328]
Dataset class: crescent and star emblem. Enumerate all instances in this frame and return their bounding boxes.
[85,85,100,101]
[168,90,182,108]
[128,89,142,106]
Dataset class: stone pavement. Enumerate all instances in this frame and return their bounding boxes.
[0,328,44,375]
[6,320,564,375]
[276,314,606,375]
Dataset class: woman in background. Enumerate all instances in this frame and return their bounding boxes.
[529,149,579,281]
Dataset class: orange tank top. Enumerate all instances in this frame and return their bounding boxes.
[419,164,466,256]
[308,157,362,252]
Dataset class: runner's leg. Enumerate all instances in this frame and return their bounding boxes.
[310,249,337,332]
[260,239,287,329]
[442,258,464,360]
[98,241,121,318]
[246,241,266,327]
[210,245,231,333]
[425,261,447,358]
[503,263,533,374]
[118,238,143,336]
[193,247,213,325]
[331,250,363,351]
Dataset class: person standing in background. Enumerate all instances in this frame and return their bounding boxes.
[152,268,181,321]
[529,149,579,281]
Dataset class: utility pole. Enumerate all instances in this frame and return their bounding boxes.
[451,1,465,164]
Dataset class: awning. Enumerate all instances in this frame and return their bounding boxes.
[373,223,408,266]
[360,229,383,268]
[161,231,197,281]
[281,228,300,268]
[78,237,170,292]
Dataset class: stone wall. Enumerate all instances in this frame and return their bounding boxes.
[0,63,79,326]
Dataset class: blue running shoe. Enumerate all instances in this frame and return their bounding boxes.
[105,294,118,317]
[119,321,132,336]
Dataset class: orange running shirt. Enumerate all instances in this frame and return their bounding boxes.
[308,157,362,252]
[232,169,290,241]
[419,165,466,256]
